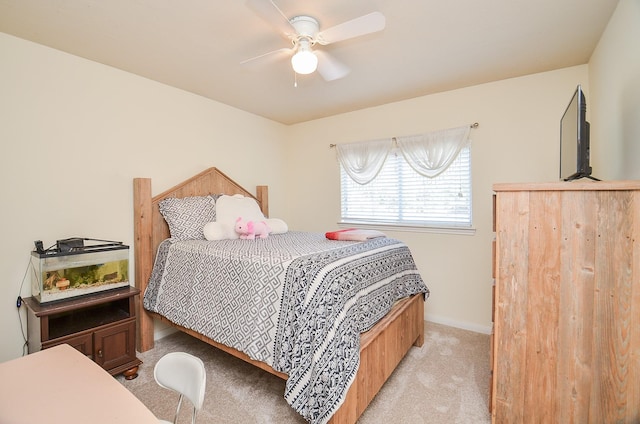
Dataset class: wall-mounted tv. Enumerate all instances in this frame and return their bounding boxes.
[560,84,597,181]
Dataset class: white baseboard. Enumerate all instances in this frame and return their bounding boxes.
[153,321,178,341]
[425,314,492,335]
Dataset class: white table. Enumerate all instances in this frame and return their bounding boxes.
[0,343,158,424]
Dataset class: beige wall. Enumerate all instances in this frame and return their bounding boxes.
[589,0,640,180]
[0,33,289,362]
[285,66,589,333]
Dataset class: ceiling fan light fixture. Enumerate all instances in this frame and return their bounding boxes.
[244,4,385,82]
[291,40,318,75]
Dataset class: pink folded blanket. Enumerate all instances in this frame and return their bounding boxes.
[325,228,386,241]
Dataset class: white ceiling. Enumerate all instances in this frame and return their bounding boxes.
[0,0,619,125]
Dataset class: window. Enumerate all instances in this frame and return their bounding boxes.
[340,145,472,229]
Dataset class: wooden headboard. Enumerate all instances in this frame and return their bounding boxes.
[132,167,268,351]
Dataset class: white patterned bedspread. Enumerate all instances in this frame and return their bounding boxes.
[143,231,429,423]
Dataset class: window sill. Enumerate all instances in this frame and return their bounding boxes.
[338,221,476,236]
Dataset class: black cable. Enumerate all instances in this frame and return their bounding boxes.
[16,258,32,356]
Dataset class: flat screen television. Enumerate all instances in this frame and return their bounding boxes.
[559,84,596,181]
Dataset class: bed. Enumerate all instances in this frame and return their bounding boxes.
[133,167,429,424]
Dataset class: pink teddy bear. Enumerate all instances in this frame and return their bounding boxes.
[234,217,271,240]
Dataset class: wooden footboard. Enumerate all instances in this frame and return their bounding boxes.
[133,167,425,424]
[329,293,424,424]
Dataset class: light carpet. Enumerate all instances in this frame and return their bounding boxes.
[118,322,491,423]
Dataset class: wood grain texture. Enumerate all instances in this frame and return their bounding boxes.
[493,180,640,192]
[133,178,154,352]
[491,182,640,423]
[132,167,426,424]
[525,191,561,422]
[557,190,596,423]
[329,294,424,424]
[493,190,530,423]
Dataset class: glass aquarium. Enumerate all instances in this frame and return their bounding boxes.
[31,246,129,304]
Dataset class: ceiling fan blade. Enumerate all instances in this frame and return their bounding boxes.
[240,47,293,69]
[315,50,351,81]
[316,11,385,45]
[245,0,295,36]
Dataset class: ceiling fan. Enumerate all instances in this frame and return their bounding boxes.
[242,0,386,81]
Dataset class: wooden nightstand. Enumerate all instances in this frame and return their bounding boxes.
[23,286,142,379]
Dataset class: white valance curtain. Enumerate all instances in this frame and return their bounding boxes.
[335,138,393,184]
[336,125,471,184]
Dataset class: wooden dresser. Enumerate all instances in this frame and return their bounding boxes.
[491,181,640,423]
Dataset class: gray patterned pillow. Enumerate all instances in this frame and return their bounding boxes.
[159,195,220,240]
